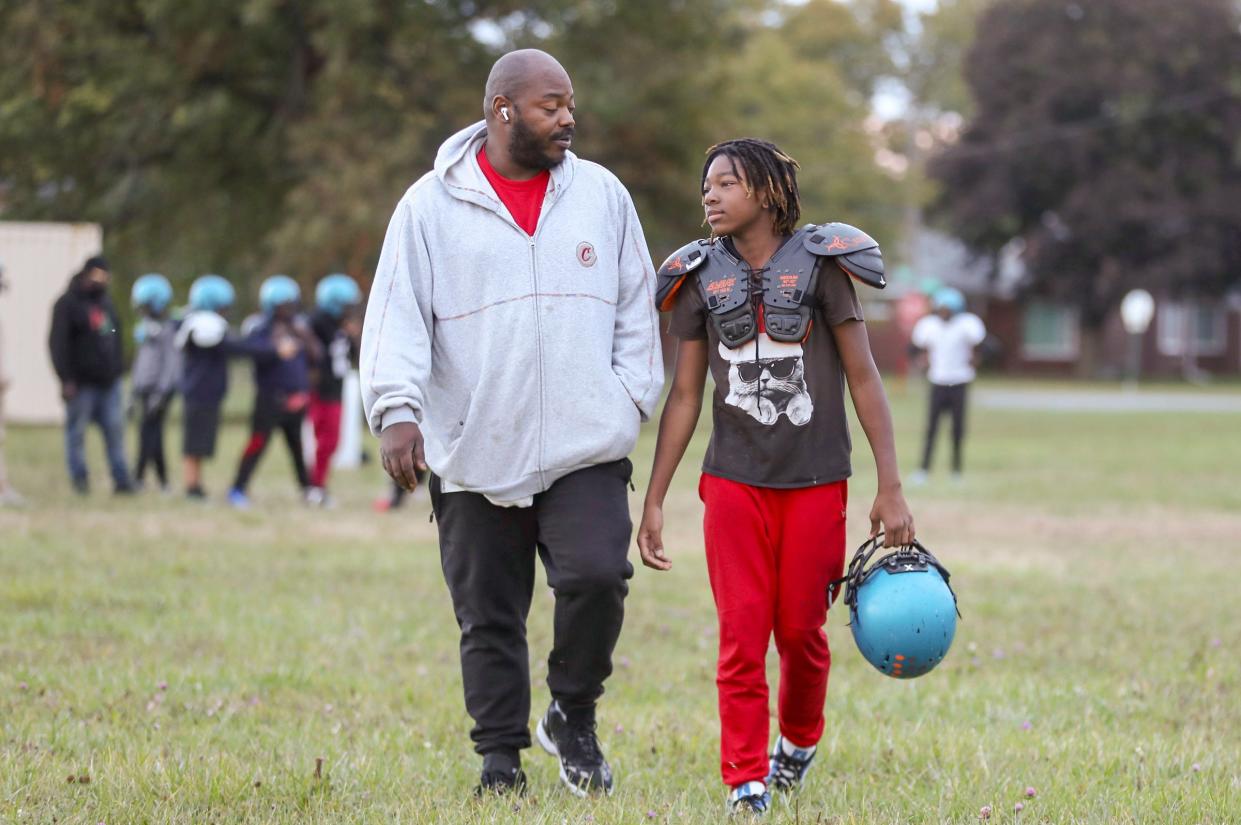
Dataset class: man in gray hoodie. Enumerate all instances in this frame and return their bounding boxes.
[361,50,663,797]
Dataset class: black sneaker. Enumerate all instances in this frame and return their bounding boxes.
[72,477,90,495]
[765,735,816,792]
[536,700,613,796]
[474,751,526,797]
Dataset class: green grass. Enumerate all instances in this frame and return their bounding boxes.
[2,378,1239,823]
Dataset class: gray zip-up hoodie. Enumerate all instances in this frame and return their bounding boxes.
[361,121,663,503]
[131,317,180,399]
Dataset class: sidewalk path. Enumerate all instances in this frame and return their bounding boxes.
[975,388,1241,414]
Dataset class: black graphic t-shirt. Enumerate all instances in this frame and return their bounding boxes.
[667,237,864,488]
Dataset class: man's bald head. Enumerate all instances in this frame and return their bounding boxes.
[481,49,576,175]
[482,49,571,121]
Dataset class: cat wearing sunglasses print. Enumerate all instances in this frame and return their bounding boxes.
[720,333,813,426]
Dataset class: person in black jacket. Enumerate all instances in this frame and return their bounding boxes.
[48,256,133,494]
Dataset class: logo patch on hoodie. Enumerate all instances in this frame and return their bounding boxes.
[576,242,597,268]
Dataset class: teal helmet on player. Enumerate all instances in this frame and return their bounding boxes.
[188,274,235,312]
[832,537,960,679]
[315,273,362,318]
[932,287,966,314]
[259,274,301,314]
[131,273,174,313]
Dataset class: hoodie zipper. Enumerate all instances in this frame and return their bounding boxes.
[528,234,547,489]
[467,154,559,490]
[527,184,558,490]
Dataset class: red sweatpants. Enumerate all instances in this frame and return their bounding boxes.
[308,394,342,489]
[699,472,848,786]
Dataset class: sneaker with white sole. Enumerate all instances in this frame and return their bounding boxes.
[728,780,771,816]
[536,700,613,796]
[766,735,817,791]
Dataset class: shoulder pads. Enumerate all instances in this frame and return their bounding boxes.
[176,310,228,349]
[656,238,712,311]
[803,223,886,289]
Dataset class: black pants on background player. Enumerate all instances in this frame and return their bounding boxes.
[920,382,968,474]
[232,392,311,493]
[133,392,170,488]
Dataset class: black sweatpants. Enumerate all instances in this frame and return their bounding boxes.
[133,393,170,486]
[429,458,635,756]
[920,382,969,473]
[232,392,310,493]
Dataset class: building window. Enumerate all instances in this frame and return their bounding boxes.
[1158,300,1226,356]
[1022,302,1079,360]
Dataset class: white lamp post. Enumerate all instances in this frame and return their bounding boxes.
[1120,289,1155,390]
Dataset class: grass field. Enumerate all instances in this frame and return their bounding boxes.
[2,378,1239,823]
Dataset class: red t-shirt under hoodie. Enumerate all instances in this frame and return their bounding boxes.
[477,146,550,236]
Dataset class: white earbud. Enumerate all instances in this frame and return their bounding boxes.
[501,107,510,122]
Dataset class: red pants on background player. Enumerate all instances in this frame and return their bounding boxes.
[308,393,341,490]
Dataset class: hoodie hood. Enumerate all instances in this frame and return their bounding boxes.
[433,120,577,215]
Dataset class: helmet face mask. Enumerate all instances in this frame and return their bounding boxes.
[834,537,960,679]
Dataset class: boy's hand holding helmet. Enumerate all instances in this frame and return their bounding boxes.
[870,485,915,547]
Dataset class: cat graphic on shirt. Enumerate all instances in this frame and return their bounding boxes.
[720,333,813,426]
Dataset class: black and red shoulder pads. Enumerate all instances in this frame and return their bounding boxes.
[656,238,712,311]
[803,223,886,289]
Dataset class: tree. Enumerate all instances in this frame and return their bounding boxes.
[0,0,910,314]
[1,0,361,283]
[711,12,903,246]
[534,0,760,256]
[261,0,515,278]
[902,0,993,120]
[929,0,1241,373]
[0,1,530,302]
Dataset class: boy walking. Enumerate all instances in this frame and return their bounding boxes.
[640,139,915,815]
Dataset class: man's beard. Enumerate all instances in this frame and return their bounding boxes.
[509,113,572,171]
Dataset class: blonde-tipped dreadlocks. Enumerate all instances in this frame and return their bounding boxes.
[701,138,802,236]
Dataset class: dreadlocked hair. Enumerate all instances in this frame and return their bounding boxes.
[701,138,802,236]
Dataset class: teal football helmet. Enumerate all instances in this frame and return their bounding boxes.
[315,273,362,318]
[188,274,235,312]
[932,287,966,313]
[832,537,960,679]
[259,274,301,313]
[132,273,174,313]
